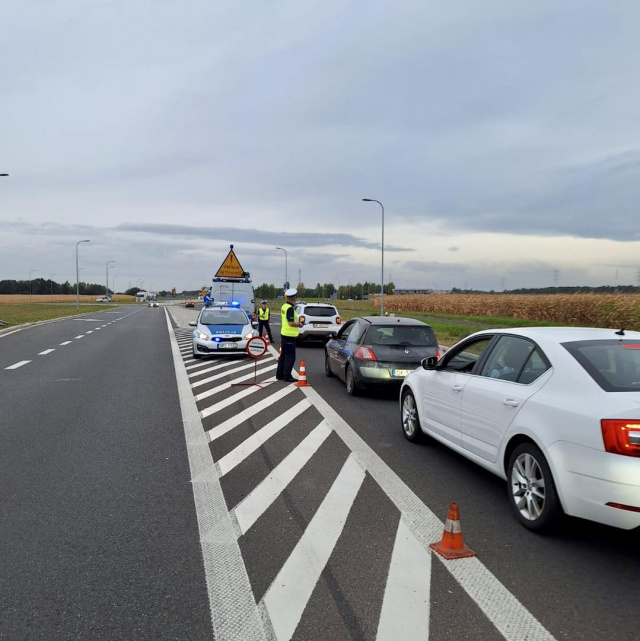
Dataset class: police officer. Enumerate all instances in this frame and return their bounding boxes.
[257,299,274,343]
[276,288,303,382]
[203,289,213,307]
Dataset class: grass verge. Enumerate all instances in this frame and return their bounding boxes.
[0,304,119,328]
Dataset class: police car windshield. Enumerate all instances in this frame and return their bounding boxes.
[201,310,248,325]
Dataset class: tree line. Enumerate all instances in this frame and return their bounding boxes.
[254,281,395,300]
[0,279,109,296]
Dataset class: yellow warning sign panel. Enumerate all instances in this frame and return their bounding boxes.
[215,249,245,278]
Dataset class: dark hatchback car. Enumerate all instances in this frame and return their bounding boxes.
[325,317,441,395]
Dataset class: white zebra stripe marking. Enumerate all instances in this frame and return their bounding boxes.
[376,519,432,640]
[200,383,275,419]
[233,420,332,535]
[262,454,365,641]
[217,399,310,477]
[191,360,261,389]
[194,363,277,402]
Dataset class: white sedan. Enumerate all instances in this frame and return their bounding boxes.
[400,327,640,531]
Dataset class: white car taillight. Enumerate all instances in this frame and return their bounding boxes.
[601,420,640,457]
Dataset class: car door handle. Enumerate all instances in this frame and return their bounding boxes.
[451,385,464,392]
[503,399,519,407]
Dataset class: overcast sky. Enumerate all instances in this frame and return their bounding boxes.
[2,1,639,292]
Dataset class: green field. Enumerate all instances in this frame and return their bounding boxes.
[0,304,118,328]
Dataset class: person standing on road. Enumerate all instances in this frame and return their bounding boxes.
[258,299,274,343]
[203,289,212,307]
[276,288,303,382]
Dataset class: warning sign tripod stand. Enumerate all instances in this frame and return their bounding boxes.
[231,337,274,388]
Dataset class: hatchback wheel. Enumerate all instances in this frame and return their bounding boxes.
[401,389,422,442]
[345,366,359,396]
[324,353,334,377]
[507,442,563,532]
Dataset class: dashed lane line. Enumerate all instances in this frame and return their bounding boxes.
[38,349,55,355]
[74,335,84,339]
[60,341,72,346]
[5,360,31,370]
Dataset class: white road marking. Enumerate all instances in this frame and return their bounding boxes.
[186,359,217,372]
[233,420,332,535]
[217,399,310,477]
[191,360,262,389]
[194,363,277,402]
[376,519,432,640]
[38,349,55,355]
[207,384,297,442]
[59,341,72,346]
[86,331,94,334]
[300,386,556,641]
[189,360,240,379]
[200,384,271,419]
[74,335,84,339]
[262,454,365,641]
[165,310,269,641]
[5,360,31,370]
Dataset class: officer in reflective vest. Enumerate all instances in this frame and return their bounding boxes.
[257,299,274,343]
[276,288,303,382]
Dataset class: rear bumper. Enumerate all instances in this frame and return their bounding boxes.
[298,324,338,340]
[193,336,248,355]
[355,361,420,386]
[547,441,640,530]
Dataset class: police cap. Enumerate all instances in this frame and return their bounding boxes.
[284,288,297,297]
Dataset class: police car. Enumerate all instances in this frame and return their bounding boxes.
[189,303,257,359]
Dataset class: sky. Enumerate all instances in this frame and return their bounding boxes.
[2,1,640,293]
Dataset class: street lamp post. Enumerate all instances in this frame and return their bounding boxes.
[76,240,90,310]
[275,247,289,290]
[29,269,36,302]
[362,198,385,316]
[106,261,115,304]
[50,273,56,302]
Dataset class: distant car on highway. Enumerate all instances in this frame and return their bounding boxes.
[185,300,195,308]
[95,296,111,303]
[295,302,341,344]
[400,327,640,532]
[148,300,159,308]
[189,304,257,359]
[325,317,440,395]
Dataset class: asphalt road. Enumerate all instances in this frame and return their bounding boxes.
[295,338,640,641]
[2,305,638,641]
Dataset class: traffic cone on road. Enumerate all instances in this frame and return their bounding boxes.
[277,344,282,360]
[430,503,476,559]
[295,361,310,387]
[264,334,270,345]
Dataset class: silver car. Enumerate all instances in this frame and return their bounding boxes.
[189,305,257,359]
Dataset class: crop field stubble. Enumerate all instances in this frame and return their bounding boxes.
[0,295,135,328]
[379,293,640,330]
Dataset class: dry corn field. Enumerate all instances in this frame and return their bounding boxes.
[379,294,640,329]
[0,295,135,304]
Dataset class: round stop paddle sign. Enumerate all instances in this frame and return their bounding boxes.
[246,336,268,359]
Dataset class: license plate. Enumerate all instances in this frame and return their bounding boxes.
[391,369,411,378]
[218,343,237,350]
[314,323,329,328]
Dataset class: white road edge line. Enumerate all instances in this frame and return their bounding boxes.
[5,360,31,370]
[299,385,556,641]
[262,454,365,641]
[164,308,269,641]
[376,518,431,641]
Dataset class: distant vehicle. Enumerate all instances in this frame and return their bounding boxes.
[148,300,159,308]
[325,317,440,395]
[136,291,156,303]
[400,327,640,531]
[96,296,111,303]
[189,304,257,359]
[185,300,195,308]
[295,302,341,344]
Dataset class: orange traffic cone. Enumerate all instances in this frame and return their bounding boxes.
[277,344,282,360]
[264,334,270,345]
[430,503,476,559]
[295,361,310,387]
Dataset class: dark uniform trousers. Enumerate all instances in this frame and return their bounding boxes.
[258,318,274,342]
[276,336,296,380]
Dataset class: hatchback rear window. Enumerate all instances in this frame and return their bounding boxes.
[562,340,640,391]
[303,306,337,317]
[366,325,436,347]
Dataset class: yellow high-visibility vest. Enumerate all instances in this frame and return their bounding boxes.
[258,307,270,320]
[280,303,298,337]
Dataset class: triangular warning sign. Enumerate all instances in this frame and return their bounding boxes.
[215,248,245,278]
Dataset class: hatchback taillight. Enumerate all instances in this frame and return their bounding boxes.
[601,420,640,457]
[354,346,377,361]
[436,347,442,360]
[336,316,342,324]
